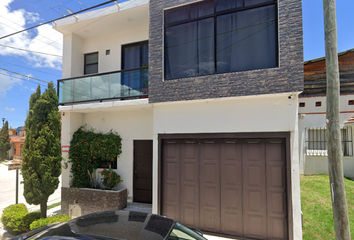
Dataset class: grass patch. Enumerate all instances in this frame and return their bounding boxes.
[301,175,354,239]
[47,202,61,210]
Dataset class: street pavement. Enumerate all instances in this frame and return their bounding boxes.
[0,161,61,240]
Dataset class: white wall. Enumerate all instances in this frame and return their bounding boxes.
[61,26,148,79]
[61,106,153,201]
[61,112,84,187]
[152,93,302,240]
[298,95,354,175]
[62,34,83,79]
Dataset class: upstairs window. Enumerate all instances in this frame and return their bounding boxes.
[164,0,278,80]
[84,52,98,75]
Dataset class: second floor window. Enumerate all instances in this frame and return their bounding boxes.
[164,0,278,80]
[84,52,98,75]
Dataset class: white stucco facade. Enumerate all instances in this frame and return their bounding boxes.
[59,92,302,239]
[298,95,354,176]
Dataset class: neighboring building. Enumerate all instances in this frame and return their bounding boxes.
[54,0,303,239]
[8,127,25,161]
[299,49,354,177]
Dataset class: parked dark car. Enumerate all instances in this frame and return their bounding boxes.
[11,210,208,240]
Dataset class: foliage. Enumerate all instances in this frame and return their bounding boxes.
[18,212,41,233]
[1,204,28,234]
[0,121,11,161]
[22,83,62,218]
[301,175,354,239]
[100,168,123,190]
[68,126,122,188]
[30,215,71,230]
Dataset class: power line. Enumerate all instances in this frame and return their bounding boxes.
[0,44,62,57]
[38,0,66,17]
[0,67,50,83]
[0,0,117,40]
[0,72,47,88]
[0,59,61,77]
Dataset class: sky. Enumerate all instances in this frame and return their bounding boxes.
[0,0,353,128]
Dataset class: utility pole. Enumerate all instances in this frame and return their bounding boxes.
[323,0,351,239]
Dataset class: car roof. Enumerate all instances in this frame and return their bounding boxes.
[29,210,176,240]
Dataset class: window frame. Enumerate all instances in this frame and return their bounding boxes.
[121,40,149,70]
[84,52,99,75]
[164,0,279,80]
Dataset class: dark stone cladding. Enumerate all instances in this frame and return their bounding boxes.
[148,0,303,103]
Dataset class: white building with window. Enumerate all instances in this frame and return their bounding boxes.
[299,49,354,177]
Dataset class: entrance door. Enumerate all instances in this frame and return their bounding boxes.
[133,140,153,203]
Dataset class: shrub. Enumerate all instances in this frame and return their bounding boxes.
[18,212,41,233]
[68,127,122,188]
[1,204,28,234]
[30,215,71,230]
[100,168,123,190]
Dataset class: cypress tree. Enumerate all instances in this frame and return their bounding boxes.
[0,121,11,161]
[22,83,62,218]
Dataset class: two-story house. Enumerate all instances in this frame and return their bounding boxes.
[54,0,303,239]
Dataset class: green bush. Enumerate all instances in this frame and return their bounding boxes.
[30,215,71,230]
[18,212,41,233]
[1,204,28,234]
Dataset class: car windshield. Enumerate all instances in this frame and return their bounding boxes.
[167,222,206,240]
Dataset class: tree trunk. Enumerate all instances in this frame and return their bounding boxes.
[40,202,47,218]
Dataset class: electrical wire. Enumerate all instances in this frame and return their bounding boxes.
[0,59,61,77]
[0,0,117,40]
[0,72,47,88]
[0,43,62,57]
[0,67,50,83]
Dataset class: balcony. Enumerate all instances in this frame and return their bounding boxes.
[58,67,148,105]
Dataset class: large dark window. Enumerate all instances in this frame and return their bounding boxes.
[164,0,278,80]
[84,52,98,75]
[121,41,149,96]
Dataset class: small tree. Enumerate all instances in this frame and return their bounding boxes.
[22,83,61,218]
[0,121,11,161]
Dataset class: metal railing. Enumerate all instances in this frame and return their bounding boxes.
[305,126,353,156]
[57,67,148,105]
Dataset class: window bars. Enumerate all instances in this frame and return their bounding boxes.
[305,126,353,156]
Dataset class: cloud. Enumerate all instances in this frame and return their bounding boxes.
[5,107,15,113]
[0,70,22,97]
[0,0,63,69]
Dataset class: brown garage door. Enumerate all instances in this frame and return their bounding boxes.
[161,138,288,240]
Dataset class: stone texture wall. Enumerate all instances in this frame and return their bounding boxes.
[148,0,303,103]
[61,187,127,217]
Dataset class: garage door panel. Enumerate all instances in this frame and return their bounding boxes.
[220,140,243,234]
[267,217,288,239]
[200,141,220,232]
[266,139,288,239]
[242,139,267,238]
[181,141,200,228]
[162,140,181,222]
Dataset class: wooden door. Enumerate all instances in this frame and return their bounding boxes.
[133,140,153,203]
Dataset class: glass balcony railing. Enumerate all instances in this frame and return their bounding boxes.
[58,67,148,105]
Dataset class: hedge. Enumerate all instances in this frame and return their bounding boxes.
[30,215,72,230]
[1,204,28,234]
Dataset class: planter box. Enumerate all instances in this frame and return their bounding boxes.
[61,187,127,218]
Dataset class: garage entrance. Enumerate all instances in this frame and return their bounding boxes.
[160,134,290,240]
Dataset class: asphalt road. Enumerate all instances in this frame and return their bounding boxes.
[0,162,61,215]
